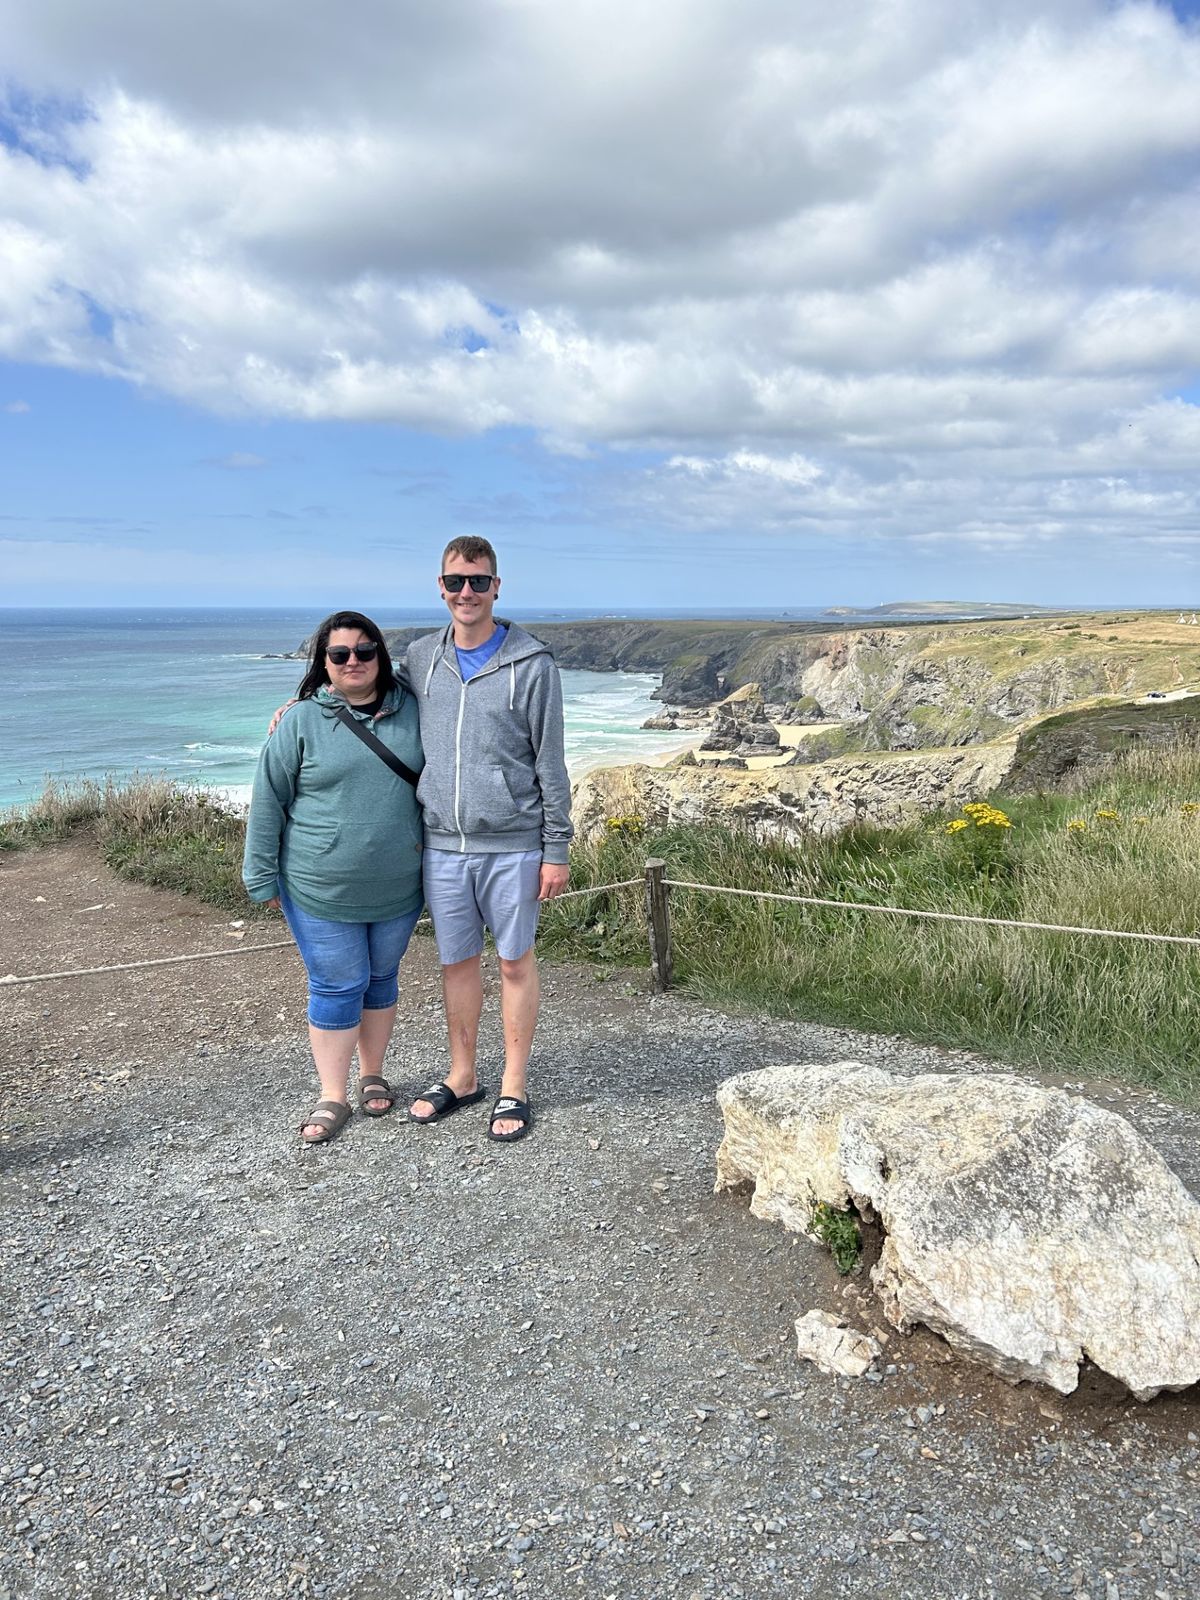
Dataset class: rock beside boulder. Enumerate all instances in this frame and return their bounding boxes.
[795,1310,881,1378]
[715,1062,1200,1399]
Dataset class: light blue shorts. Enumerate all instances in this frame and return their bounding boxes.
[423,849,542,965]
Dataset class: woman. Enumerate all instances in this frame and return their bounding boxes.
[243,611,424,1143]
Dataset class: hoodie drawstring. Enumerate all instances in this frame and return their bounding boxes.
[509,662,515,710]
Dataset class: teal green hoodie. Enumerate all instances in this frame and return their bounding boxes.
[242,684,424,923]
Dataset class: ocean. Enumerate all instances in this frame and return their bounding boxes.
[0,606,776,814]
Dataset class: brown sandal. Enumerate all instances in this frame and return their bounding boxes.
[300,1100,352,1144]
[358,1075,396,1117]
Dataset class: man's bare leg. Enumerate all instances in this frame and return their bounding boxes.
[493,947,539,1136]
[409,954,483,1118]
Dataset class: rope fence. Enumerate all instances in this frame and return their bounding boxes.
[0,880,645,988]
[0,940,296,988]
[662,878,1200,947]
[1,862,1195,990]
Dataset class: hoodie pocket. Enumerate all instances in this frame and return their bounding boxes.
[459,760,538,837]
[283,816,341,855]
[415,763,456,832]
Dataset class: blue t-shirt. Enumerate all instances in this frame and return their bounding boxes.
[455,625,508,682]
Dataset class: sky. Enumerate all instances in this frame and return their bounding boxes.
[2,0,1199,611]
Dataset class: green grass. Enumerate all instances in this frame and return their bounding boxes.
[540,744,1200,1103]
[0,777,274,917]
[6,752,1200,1101]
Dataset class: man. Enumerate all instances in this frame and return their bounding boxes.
[405,536,572,1141]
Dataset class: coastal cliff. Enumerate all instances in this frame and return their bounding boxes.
[574,693,1200,843]
[573,742,1019,845]
[283,613,1200,841]
[353,613,1200,753]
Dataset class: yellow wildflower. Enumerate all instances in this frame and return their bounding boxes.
[605,815,645,837]
[1067,819,1087,833]
[956,801,1012,830]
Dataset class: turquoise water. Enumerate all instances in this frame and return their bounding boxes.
[0,608,691,812]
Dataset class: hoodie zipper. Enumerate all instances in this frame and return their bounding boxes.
[450,653,510,852]
[430,628,538,851]
[453,672,467,850]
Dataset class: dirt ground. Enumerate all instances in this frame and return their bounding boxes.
[3,841,1199,1600]
[0,839,317,1090]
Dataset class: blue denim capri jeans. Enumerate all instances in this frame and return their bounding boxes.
[278,885,423,1031]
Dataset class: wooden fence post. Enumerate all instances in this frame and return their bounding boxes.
[643,857,673,992]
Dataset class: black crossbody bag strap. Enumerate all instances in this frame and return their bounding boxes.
[334,706,421,789]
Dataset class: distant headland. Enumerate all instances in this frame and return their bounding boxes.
[821,600,1061,620]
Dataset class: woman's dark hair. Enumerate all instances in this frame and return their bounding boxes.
[296,611,397,701]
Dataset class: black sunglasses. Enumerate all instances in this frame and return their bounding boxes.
[440,573,496,593]
[325,643,379,664]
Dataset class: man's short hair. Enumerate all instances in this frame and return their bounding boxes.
[442,535,497,575]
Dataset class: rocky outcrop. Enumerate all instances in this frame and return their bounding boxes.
[715,1063,1200,1399]
[699,684,781,756]
[780,695,825,723]
[1005,697,1200,791]
[572,741,1017,844]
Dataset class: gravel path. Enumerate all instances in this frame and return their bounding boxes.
[3,844,1199,1599]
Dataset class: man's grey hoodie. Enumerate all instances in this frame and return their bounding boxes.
[406,620,574,864]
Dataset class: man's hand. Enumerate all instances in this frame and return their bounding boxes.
[267,698,298,736]
[538,863,570,902]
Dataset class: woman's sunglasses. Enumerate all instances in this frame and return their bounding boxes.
[325,643,379,664]
[441,573,496,593]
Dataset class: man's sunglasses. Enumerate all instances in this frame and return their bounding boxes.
[441,573,496,593]
[325,643,379,664]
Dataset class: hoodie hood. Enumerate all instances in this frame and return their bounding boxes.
[313,682,406,719]
[418,619,549,691]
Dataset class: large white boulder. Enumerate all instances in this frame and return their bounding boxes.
[715,1063,1200,1399]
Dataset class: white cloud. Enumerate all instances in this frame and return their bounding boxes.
[1,0,1200,556]
[3,400,31,413]
[668,450,822,486]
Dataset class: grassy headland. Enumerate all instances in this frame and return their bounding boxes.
[4,742,1198,1102]
[542,738,1200,1103]
[0,777,272,917]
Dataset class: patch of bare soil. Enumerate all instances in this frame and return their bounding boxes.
[0,838,440,1098]
[0,839,299,1088]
